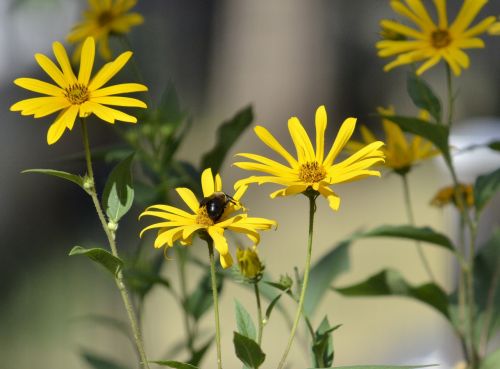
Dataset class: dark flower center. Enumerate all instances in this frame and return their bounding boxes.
[196,207,214,226]
[64,83,89,105]
[97,11,114,27]
[431,29,451,48]
[299,161,326,183]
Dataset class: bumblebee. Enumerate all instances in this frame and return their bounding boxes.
[199,191,238,222]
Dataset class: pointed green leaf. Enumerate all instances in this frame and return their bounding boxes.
[81,351,130,369]
[102,153,135,223]
[311,317,338,368]
[22,168,84,188]
[201,106,253,173]
[381,115,450,163]
[480,349,500,369]
[406,73,441,123]
[334,268,450,319]
[233,332,265,369]
[355,225,455,252]
[151,361,198,369]
[69,246,123,276]
[304,240,351,317]
[265,293,283,320]
[235,299,257,340]
[474,167,500,213]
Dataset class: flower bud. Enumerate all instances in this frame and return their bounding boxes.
[236,247,264,281]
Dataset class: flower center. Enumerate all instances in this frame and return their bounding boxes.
[196,206,214,226]
[64,83,89,105]
[431,29,451,48]
[299,161,326,183]
[97,11,114,27]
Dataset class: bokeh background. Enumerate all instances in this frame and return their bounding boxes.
[1,1,500,368]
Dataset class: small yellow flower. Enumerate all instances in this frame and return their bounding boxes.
[67,0,144,61]
[430,183,474,210]
[346,107,439,174]
[236,247,264,281]
[11,37,147,145]
[377,0,496,75]
[140,168,277,268]
[233,105,385,211]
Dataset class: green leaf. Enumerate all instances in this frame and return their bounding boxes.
[406,73,441,123]
[102,153,135,223]
[22,168,84,188]
[381,115,450,163]
[201,106,253,173]
[235,299,257,340]
[488,141,500,152]
[355,225,455,252]
[151,361,198,369]
[265,293,283,320]
[480,349,500,369]
[188,336,214,366]
[334,269,450,319]
[69,246,123,276]
[185,269,223,320]
[474,167,500,213]
[311,317,339,368]
[233,332,265,369]
[81,351,130,369]
[304,240,351,317]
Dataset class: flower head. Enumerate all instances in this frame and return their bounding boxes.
[233,105,385,211]
[346,107,439,175]
[236,246,264,281]
[430,183,474,210]
[376,0,496,75]
[139,168,276,268]
[67,0,143,61]
[11,37,147,145]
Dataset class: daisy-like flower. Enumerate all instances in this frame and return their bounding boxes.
[376,0,496,75]
[10,37,147,145]
[139,168,276,268]
[67,0,143,61]
[233,105,385,211]
[346,107,439,175]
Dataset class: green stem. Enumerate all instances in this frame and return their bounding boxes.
[207,241,223,369]
[446,64,454,127]
[176,248,195,354]
[81,119,150,369]
[254,283,264,345]
[277,193,317,369]
[401,174,436,282]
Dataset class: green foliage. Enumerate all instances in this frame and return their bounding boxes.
[102,153,135,223]
[265,293,283,321]
[188,336,214,367]
[185,269,223,320]
[381,115,450,163]
[355,225,455,252]
[474,167,500,213]
[21,168,84,188]
[334,269,450,319]
[69,246,123,276]
[235,299,257,340]
[81,351,130,369]
[151,361,199,369]
[201,106,253,173]
[233,332,266,369]
[406,73,441,123]
[304,240,351,317]
[311,317,341,368]
[480,349,500,369]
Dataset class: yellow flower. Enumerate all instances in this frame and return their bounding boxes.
[139,168,277,268]
[233,105,385,211]
[10,37,147,145]
[430,183,474,210]
[67,0,143,61]
[346,107,439,174]
[236,247,264,281]
[376,0,496,75]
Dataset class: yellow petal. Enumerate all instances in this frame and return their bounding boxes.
[317,185,341,211]
[254,126,298,168]
[207,227,229,258]
[201,168,215,197]
[269,184,307,199]
[235,153,295,174]
[176,187,200,213]
[52,41,77,83]
[14,78,63,97]
[35,53,67,88]
[220,252,233,269]
[88,51,132,91]
[78,37,95,85]
[433,0,447,28]
[141,204,196,219]
[92,83,148,97]
[215,173,223,192]
[81,101,137,123]
[288,116,315,162]
[323,117,356,167]
[90,96,147,108]
[315,105,327,163]
[47,105,79,145]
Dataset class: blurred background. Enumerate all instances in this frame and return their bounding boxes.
[1,1,500,368]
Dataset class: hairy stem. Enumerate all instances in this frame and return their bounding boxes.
[254,283,264,345]
[207,241,223,369]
